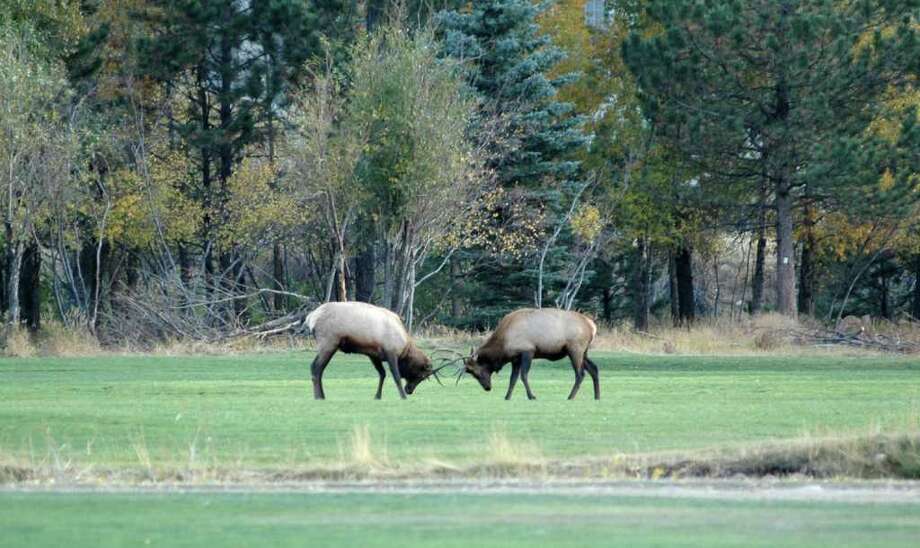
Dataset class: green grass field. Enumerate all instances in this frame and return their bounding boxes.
[1,351,918,473]
[3,351,920,547]
[3,490,920,547]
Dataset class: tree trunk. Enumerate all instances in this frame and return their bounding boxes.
[336,248,347,302]
[668,251,679,326]
[675,245,695,326]
[336,233,348,302]
[797,201,817,317]
[797,228,816,317]
[178,244,192,286]
[912,256,920,321]
[450,256,461,318]
[405,260,416,331]
[20,243,41,331]
[751,242,767,314]
[272,242,286,311]
[217,30,241,319]
[0,244,6,314]
[602,285,613,323]
[110,247,139,319]
[751,181,769,315]
[880,272,890,320]
[632,236,650,331]
[382,241,393,308]
[6,242,24,325]
[366,0,384,32]
[355,246,375,303]
[79,239,110,326]
[3,222,13,316]
[774,179,796,316]
[389,222,412,313]
[6,241,24,325]
[196,63,214,294]
[219,251,245,321]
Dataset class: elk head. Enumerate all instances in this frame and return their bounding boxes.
[463,347,492,392]
[402,346,434,395]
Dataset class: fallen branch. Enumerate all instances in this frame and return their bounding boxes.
[217,306,314,342]
[788,328,920,354]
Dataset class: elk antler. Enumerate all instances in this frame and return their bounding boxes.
[429,347,469,360]
[426,347,474,385]
[420,359,463,385]
[428,363,454,385]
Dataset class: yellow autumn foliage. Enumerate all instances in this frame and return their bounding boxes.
[812,212,899,261]
[218,158,301,248]
[879,168,896,192]
[866,86,920,143]
[571,204,603,242]
[441,188,543,257]
[105,149,201,247]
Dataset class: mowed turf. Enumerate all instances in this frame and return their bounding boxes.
[0,352,919,469]
[3,490,920,547]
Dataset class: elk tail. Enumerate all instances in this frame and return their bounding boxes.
[304,304,327,333]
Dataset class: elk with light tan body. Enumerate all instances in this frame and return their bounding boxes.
[463,308,600,400]
[306,301,438,399]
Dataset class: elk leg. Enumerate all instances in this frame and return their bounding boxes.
[566,349,586,400]
[519,352,536,400]
[385,351,408,400]
[505,358,521,400]
[370,357,386,400]
[584,356,600,400]
[311,348,337,400]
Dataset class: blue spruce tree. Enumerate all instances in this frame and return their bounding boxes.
[438,0,588,325]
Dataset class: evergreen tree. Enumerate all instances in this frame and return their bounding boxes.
[439,0,584,190]
[133,0,348,298]
[437,0,587,320]
[623,0,920,316]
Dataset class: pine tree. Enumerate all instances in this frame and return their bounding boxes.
[133,0,349,298]
[439,0,584,189]
[437,0,587,319]
[623,0,920,316]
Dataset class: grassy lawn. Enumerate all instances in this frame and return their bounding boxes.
[0,351,919,471]
[3,490,920,547]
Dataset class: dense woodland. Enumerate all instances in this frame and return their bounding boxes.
[0,0,918,346]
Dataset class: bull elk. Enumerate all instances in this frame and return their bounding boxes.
[306,302,445,399]
[462,308,600,400]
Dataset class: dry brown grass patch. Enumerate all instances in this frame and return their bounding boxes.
[637,433,920,480]
[3,430,919,486]
[1,326,37,357]
[34,320,101,357]
[340,424,390,471]
[588,313,892,356]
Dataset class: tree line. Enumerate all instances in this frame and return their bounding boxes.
[0,0,918,345]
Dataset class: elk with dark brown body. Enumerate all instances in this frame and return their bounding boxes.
[462,308,600,400]
[306,302,441,399]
